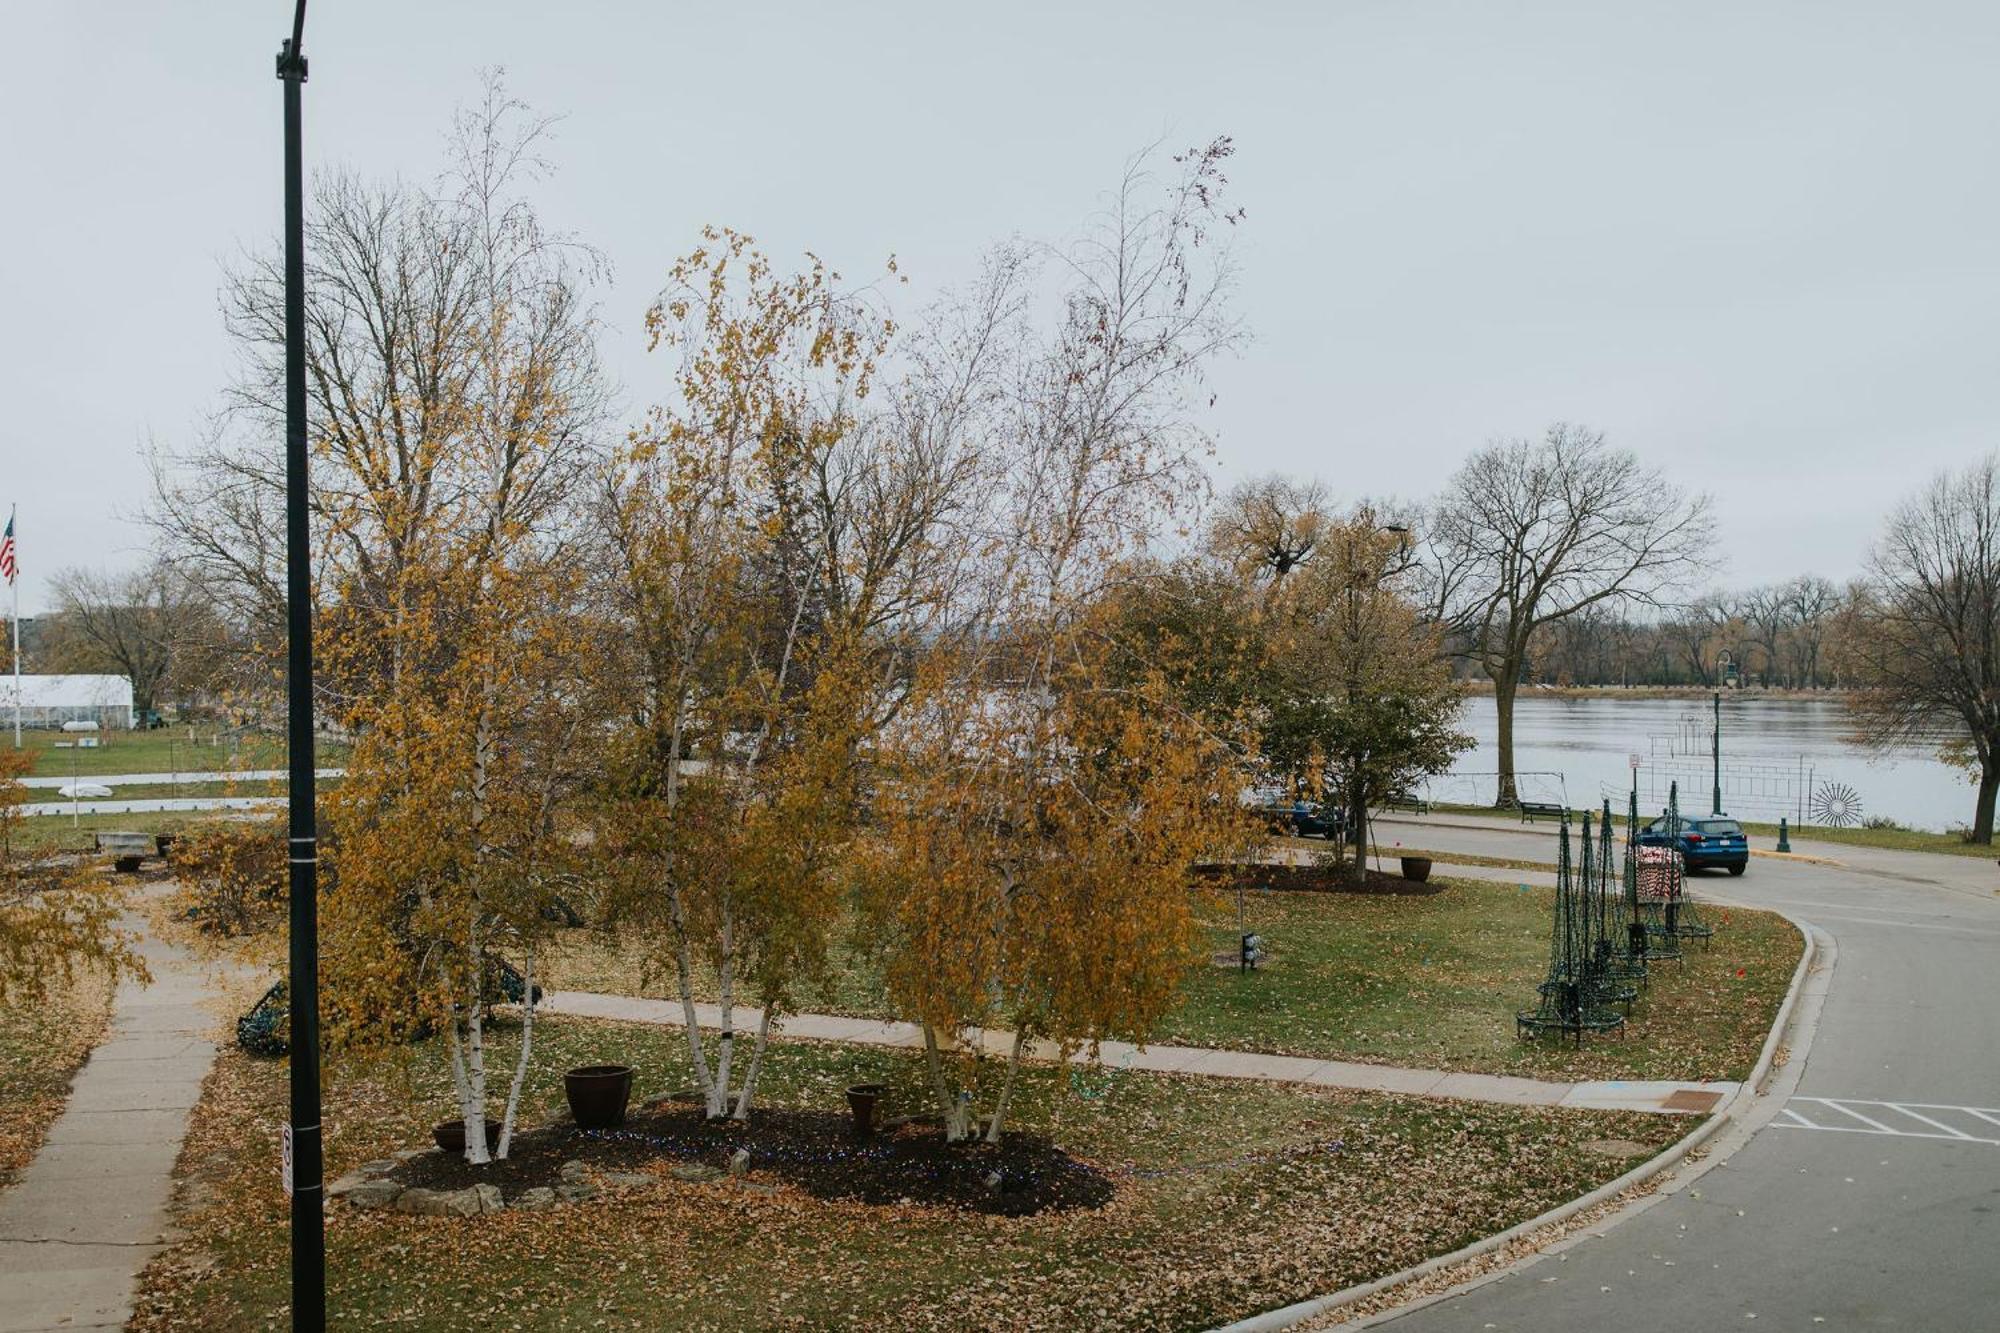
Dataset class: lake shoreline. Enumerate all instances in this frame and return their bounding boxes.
[1454,682,1854,702]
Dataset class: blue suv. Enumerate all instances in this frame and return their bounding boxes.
[1256,798,1344,841]
[1638,814,1749,875]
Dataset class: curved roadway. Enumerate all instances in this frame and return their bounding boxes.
[1354,813,2000,1332]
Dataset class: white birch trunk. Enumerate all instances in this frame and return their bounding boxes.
[730,1004,775,1121]
[496,945,535,1159]
[984,1027,1029,1144]
[922,1021,971,1142]
[442,1009,479,1152]
[712,903,736,1120]
[665,877,719,1113]
[462,910,491,1164]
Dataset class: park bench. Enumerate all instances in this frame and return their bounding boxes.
[1516,801,1566,824]
[93,830,156,873]
[1383,793,1430,814]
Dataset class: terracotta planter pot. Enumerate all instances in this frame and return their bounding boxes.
[432,1117,504,1155]
[565,1064,634,1128]
[845,1083,886,1136]
[1398,855,1434,883]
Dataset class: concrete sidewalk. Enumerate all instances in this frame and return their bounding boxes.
[542,990,1733,1117]
[0,908,236,1333]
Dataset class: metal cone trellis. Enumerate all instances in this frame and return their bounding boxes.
[1596,797,1647,988]
[1517,814,1627,1043]
[1581,808,1640,1007]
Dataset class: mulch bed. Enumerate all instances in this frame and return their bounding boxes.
[1196,864,1446,896]
[395,1099,1115,1217]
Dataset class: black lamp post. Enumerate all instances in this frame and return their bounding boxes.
[275,3,325,1327]
[1711,689,1722,817]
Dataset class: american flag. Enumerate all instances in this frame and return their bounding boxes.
[0,511,15,585]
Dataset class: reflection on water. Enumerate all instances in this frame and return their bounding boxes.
[1426,694,1974,833]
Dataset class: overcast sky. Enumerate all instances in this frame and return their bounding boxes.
[5,1,1996,615]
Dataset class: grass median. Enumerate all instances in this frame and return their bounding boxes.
[130,1014,1684,1333]
[545,875,1800,1086]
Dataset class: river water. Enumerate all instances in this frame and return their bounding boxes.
[1419,694,1974,834]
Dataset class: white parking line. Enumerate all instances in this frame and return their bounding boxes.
[1885,1104,1980,1140]
[1774,1098,2000,1147]
[1820,1101,1899,1133]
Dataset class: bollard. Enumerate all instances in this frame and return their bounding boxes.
[1777,816,1791,854]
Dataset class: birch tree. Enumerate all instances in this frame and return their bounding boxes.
[311,76,606,1163]
[863,138,1251,1143]
[594,229,987,1121]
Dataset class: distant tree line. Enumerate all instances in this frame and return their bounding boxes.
[1506,574,1854,692]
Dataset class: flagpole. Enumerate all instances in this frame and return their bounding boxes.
[10,505,19,750]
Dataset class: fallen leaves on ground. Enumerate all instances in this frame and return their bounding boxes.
[128,1015,1685,1332]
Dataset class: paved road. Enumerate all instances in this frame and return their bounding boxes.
[17,767,345,790]
[20,796,283,818]
[1357,813,2000,1333]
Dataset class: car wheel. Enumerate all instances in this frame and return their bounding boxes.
[1727,863,1746,876]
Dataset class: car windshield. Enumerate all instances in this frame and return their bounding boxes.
[1695,820,1743,835]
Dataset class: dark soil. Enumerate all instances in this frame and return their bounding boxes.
[396,1099,1115,1217]
[1196,863,1446,896]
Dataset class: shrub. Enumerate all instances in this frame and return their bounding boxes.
[169,820,285,937]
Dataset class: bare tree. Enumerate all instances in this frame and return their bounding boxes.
[1429,423,1714,804]
[1738,585,1796,687]
[1782,574,1840,689]
[1847,455,2000,843]
[1658,593,1733,687]
[44,561,217,720]
[149,70,608,715]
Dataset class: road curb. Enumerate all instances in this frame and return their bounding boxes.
[1208,906,1821,1333]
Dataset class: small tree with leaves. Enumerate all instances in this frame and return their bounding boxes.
[0,749,145,1004]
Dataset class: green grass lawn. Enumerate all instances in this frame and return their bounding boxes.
[12,729,350,779]
[545,877,1801,1086]
[129,1015,1684,1333]
[1162,878,1797,1083]
[11,811,223,855]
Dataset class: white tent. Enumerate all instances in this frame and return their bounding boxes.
[0,674,136,729]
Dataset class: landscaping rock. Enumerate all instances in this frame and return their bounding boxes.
[555,1182,600,1204]
[670,1163,725,1183]
[557,1159,590,1185]
[474,1183,504,1214]
[396,1186,484,1218]
[342,1179,404,1210]
[513,1187,557,1211]
[737,1181,781,1198]
[356,1159,400,1177]
[728,1149,751,1177]
[325,1172,369,1199]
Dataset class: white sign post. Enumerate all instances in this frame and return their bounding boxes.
[282,1123,294,1198]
